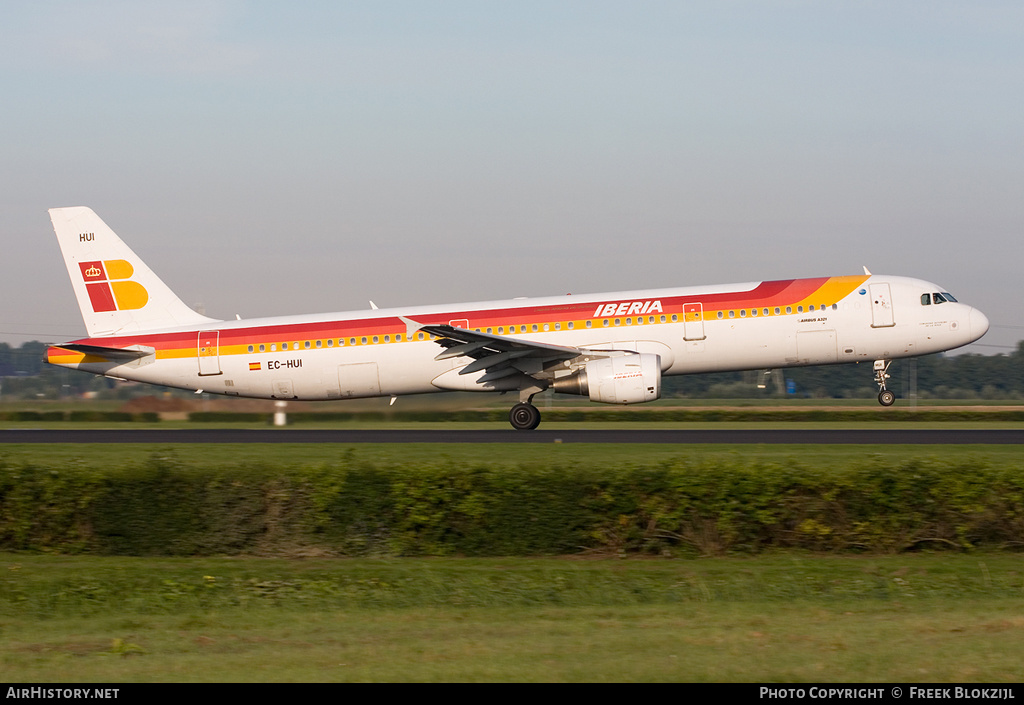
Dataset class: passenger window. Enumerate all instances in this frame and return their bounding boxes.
[248,345,254,353]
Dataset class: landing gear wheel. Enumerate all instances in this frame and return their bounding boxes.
[873,359,895,407]
[509,402,541,430]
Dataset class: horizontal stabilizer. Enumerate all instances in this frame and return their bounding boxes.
[50,343,154,361]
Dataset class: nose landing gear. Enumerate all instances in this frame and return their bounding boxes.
[874,359,895,406]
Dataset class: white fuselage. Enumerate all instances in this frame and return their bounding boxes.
[48,274,989,402]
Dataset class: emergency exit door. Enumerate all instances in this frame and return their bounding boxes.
[683,303,706,340]
[197,330,221,376]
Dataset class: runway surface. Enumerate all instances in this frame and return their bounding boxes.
[1,429,1022,444]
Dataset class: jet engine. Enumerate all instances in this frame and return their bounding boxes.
[552,353,661,404]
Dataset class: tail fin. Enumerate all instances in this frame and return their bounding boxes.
[49,206,219,336]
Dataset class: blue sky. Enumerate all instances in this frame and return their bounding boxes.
[2,1,1022,352]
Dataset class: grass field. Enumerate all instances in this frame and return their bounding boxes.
[2,553,1024,682]
[3,435,1023,681]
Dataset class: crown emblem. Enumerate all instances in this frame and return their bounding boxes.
[84,266,101,278]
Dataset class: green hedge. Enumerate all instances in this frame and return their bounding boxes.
[0,411,159,423]
[0,411,67,422]
[2,456,1022,557]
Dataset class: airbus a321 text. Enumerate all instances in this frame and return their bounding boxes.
[45,207,990,429]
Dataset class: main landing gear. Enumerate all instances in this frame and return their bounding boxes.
[874,359,895,406]
[509,385,545,430]
[509,402,541,430]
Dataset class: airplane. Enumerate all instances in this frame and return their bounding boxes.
[44,206,990,429]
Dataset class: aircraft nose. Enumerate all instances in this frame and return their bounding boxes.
[969,307,990,341]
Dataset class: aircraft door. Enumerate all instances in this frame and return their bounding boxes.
[797,330,838,364]
[339,362,381,398]
[272,379,295,398]
[197,330,221,376]
[869,284,895,328]
[683,303,706,341]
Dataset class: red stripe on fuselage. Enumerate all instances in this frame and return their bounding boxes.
[59,277,840,354]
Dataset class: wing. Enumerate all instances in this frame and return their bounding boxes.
[416,322,581,384]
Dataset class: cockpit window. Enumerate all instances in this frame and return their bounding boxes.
[932,293,947,304]
[942,292,957,302]
[921,294,931,306]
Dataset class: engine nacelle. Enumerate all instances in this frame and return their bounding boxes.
[552,353,661,404]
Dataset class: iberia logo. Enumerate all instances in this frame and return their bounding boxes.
[79,260,149,312]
